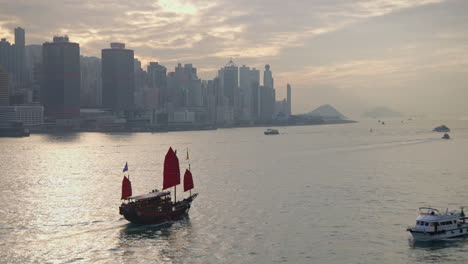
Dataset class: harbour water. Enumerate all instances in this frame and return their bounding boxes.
[1,118,468,263]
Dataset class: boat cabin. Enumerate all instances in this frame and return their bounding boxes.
[121,190,172,208]
[412,207,466,233]
[264,128,279,135]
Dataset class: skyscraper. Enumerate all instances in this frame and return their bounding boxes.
[259,85,275,121]
[0,27,26,90]
[42,36,81,119]
[14,28,25,46]
[14,27,25,89]
[167,63,201,108]
[239,65,250,92]
[239,65,250,120]
[101,43,134,111]
[204,78,220,123]
[239,65,261,121]
[25,44,42,85]
[258,64,275,121]
[287,83,291,116]
[0,67,10,106]
[0,39,14,76]
[147,62,167,109]
[80,56,102,107]
[263,64,274,89]
[221,59,238,107]
[250,68,260,87]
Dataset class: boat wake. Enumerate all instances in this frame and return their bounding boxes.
[319,137,439,155]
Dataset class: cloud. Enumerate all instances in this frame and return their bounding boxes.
[0,0,447,62]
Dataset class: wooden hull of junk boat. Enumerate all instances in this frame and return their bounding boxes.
[119,194,198,225]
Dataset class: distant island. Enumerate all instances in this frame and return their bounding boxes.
[363,107,402,118]
[306,104,350,122]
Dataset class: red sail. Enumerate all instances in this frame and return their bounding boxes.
[183,169,194,192]
[121,176,132,200]
[163,147,181,190]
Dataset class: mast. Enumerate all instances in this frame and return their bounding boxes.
[186,148,192,196]
[189,162,193,197]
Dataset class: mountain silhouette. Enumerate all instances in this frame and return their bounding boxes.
[307,104,346,120]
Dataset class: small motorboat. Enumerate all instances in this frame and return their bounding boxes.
[264,129,279,135]
[433,125,450,132]
[407,207,468,241]
[442,133,450,139]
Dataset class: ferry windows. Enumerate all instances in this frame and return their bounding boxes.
[439,221,454,225]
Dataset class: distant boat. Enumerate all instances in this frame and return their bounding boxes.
[119,147,198,225]
[0,122,30,137]
[407,207,468,241]
[264,128,279,135]
[442,133,450,139]
[433,125,450,132]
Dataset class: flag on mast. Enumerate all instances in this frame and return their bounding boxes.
[123,162,128,172]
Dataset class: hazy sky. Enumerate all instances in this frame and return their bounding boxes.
[1,0,467,118]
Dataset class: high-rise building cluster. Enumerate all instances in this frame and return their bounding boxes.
[0,27,293,129]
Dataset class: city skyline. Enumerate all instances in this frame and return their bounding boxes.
[1,0,467,117]
[1,27,295,127]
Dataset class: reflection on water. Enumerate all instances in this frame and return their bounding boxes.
[410,237,468,250]
[42,132,82,142]
[120,222,175,239]
[408,237,468,263]
[118,219,193,264]
[103,132,138,140]
[2,119,468,263]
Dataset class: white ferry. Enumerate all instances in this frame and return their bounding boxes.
[407,207,468,241]
[264,129,279,135]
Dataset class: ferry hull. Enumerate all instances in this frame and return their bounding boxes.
[408,227,468,241]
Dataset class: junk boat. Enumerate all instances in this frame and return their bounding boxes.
[119,147,198,225]
[264,128,279,135]
[407,207,468,241]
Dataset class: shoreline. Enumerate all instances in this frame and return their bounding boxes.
[26,119,358,135]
